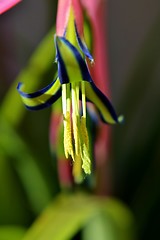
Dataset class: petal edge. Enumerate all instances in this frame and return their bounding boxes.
[17,78,61,110]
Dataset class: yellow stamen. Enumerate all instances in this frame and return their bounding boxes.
[62,84,67,116]
[72,82,80,156]
[62,81,91,177]
[80,82,91,174]
[62,83,74,159]
[63,111,74,159]
[72,154,83,183]
[81,81,86,118]
[80,116,91,174]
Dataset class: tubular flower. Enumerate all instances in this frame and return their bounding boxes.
[17,1,122,181]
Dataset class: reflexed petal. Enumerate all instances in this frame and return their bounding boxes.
[55,36,92,84]
[74,22,94,62]
[85,82,120,124]
[17,78,61,110]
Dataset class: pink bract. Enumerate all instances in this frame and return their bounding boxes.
[56,0,83,36]
[0,0,21,14]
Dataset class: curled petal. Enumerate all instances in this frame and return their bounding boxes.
[74,22,94,62]
[85,82,121,124]
[17,78,61,110]
[55,36,92,84]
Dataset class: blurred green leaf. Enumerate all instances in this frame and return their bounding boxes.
[83,198,135,240]
[82,213,114,240]
[102,199,136,240]
[0,150,31,225]
[0,28,55,127]
[0,117,52,214]
[0,26,59,219]
[22,193,135,240]
[0,226,26,240]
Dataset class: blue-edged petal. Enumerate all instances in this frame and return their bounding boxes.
[55,35,92,84]
[74,22,94,63]
[17,78,61,110]
[85,82,120,124]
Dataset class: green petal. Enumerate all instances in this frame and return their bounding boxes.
[85,82,120,124]
[55,36,92,84]
[17,78,61,110]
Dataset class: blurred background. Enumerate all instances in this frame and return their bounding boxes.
[0,0,160,240]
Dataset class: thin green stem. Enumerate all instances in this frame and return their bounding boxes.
[62,84,67,116]
[71,82,79,116]
[66,83,71,113]
[81,81,86,118]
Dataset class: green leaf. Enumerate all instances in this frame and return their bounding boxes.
[22,193,135,240]
[0,117,52,214]
[83,198,135,240]
[0,151,31,224]
[82,212,116,240]
[0,28,55,127]
[0,226,26,240]
[102,199,136,240]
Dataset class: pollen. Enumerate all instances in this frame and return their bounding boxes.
[80,116,91,174]
[72,154,83,183]
[80,116,89,148]
[63,111,74,159]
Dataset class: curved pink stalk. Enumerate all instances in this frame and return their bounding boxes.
[81,0,112,194]
[57,159,73,189]
[56,0,83,36]
[0,0,21,14]
[81,0,110,96]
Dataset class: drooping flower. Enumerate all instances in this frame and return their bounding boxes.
[17,0,122,182]
[0,0,21,14]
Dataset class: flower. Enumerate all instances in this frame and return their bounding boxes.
[0,0,21,14]
[17,0,122,181]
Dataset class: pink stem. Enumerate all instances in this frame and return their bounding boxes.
[81,0,112,194]
[56,0,83,36]
[0,0,21,14]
